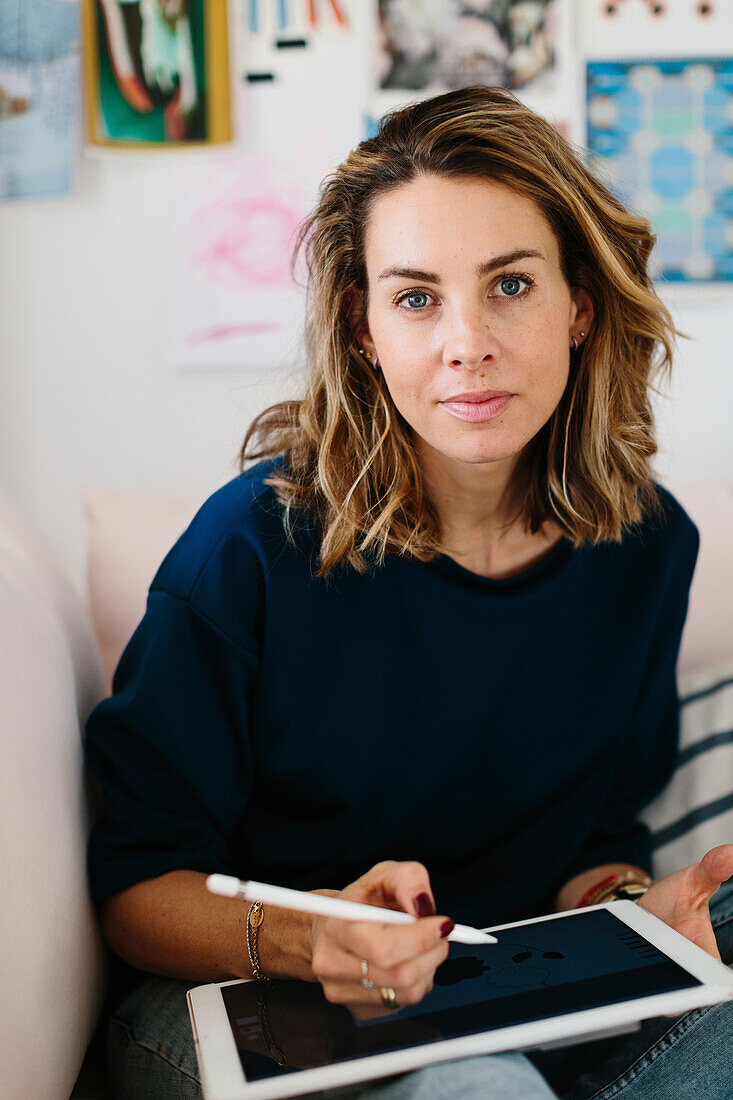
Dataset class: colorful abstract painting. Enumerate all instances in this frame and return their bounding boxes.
[82,0,231,146]
[586,57,733,283]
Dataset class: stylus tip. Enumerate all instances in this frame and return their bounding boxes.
[451,924,498,944]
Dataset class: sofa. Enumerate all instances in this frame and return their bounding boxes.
[2,479,732,1100]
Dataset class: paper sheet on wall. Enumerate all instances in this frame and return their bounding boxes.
[580,0,733,62]
[167,0,370,370]
[167,76,365,370]
[369,0,578,144]
[0,0,80,200]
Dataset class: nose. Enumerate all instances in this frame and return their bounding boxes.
[440,303,499,372]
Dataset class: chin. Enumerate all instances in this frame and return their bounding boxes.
[463,451,520,468]
[440,440,521,467]
[415,420,532,468]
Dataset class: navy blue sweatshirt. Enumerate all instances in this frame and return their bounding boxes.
[85,458,699,929]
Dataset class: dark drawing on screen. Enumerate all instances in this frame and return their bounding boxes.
[436,940,567,991]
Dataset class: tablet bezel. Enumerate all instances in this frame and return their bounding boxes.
[187,900,733,1100]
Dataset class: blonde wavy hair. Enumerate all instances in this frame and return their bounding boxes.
[240,84,681,576]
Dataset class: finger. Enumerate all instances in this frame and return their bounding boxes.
[312,931,449,992]
[347,861,436,917]
[371,860,437,917]
[321,968,435,1010]
[697,844,733,895]
[334,913,453,972]
[356,937,451,993]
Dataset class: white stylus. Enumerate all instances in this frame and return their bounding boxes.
[206,873,497,945]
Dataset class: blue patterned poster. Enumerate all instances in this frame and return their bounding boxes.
[0,0,80,199]
[586,57,733,284]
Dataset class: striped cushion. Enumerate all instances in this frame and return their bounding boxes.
[642,659,733,879]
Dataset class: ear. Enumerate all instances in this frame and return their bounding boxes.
[569,286,595,338]
[344,287,376,358]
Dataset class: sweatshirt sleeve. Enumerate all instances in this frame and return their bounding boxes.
[561,513,700,883]
[85,564,261,906]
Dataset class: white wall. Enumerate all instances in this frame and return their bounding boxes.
[0,152,300,594]
[1,137,732,597]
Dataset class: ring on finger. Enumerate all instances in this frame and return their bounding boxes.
[360,959,375,991]
[380,986,399,1010]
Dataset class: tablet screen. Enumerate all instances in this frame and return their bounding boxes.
[221,908,701,1083]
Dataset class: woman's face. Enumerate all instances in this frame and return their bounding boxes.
[355,174,593,474]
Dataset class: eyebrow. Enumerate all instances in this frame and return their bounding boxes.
[377,249,546,283]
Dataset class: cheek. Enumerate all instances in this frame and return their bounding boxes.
[384,378,431,433]
[379,358,432,414]
[525,361,569,402]
[522,331,571,401]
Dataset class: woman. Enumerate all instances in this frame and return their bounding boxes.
[86,85,733,1099]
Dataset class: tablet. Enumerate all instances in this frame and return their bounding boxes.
[187,900,733,1100]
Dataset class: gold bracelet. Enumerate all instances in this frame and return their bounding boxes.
[246,900,269,981]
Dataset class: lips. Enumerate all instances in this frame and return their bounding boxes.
[442,390,513,403]
[439,392,514,423]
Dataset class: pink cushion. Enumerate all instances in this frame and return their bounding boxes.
[84,488,202,688]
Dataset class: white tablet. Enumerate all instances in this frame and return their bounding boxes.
[187,900,733,1100]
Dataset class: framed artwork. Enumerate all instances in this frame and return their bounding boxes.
[371,0,577,140]
[0,0,80,198]
[586,56,733,283]
[81,0,232,147]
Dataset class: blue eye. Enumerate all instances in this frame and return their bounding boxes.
[499,277,524,296]
[402,292,430,310]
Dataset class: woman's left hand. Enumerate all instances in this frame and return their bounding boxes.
[636,843,733,961]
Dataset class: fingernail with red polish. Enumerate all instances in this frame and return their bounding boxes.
[439,920,455,939]
[413,892,436,917]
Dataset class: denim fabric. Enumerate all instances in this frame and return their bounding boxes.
[107,880,733,1100]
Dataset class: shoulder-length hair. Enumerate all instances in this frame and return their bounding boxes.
[240,84,679,576]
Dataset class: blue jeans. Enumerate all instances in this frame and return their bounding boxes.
[107,880,733,1099]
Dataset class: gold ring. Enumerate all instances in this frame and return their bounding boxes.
[380,986,398,1010]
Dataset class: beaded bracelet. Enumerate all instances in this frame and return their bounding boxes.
[576,874,622,908]
[576,869,653,909]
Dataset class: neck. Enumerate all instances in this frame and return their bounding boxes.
[416,440,526,554]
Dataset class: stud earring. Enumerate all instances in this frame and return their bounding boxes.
[358,348,378,367]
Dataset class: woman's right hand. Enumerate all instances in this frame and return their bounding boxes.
[309,860,454,1011]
